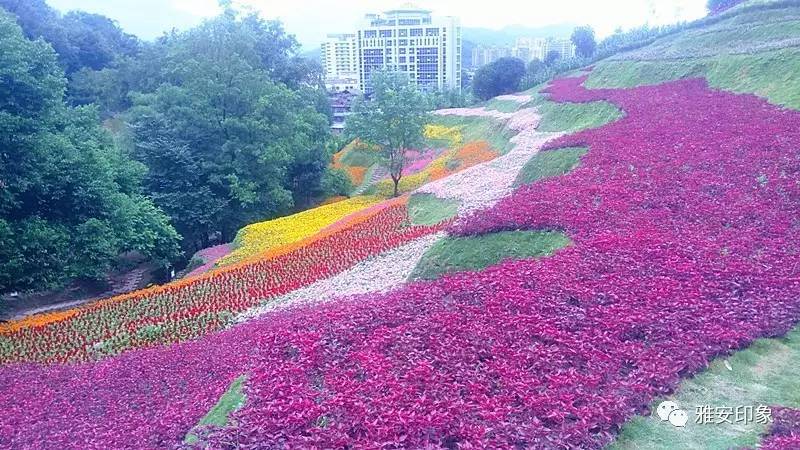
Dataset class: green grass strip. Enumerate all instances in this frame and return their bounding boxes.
[586,48,800,111]
[430,115,517,154]
[515,147,588,187]
[410,230,571,281]
[407,193,460,226]
[185,375,247,445]
[537,100,624,134]
[611,329,800,449]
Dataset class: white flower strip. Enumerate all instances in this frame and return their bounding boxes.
[417,107,562,215]
[432,107,515,120]
[495,93,534,103]
[237,232,446,321]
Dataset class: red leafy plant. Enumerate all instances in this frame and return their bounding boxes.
[2,75,800,448]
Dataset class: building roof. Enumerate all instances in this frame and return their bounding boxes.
[384,2,431,15]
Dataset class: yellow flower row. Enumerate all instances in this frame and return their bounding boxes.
[424,124,463,148]
[370,141,499,197]
[217,196,381,266]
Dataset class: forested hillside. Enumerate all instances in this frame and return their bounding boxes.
[0,1,339,294]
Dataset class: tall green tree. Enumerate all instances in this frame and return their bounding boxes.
[544,50,562,65]
[126,10,330,252]
[0,0,139,74]
[472,57,526,101]
[0,11,179,293]
[347,72,431,197]
[571,26,597,58]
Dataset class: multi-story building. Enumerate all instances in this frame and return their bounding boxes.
[321,33,359,92]
[470,45,512,68]
[512,37,576,63]
[546,38,576,60]
[470,37,574,69]
[354,6,461,93]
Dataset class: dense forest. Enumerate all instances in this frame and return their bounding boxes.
[0,0,342,293]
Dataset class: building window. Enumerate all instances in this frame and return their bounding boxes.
[364,30,377,39]
[399,39,408,46]
[398,29,408,37]
[379,30,393,38]
[410,28,423,37]
[426,28,439,36]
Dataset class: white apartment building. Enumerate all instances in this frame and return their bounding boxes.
[355,6,462,93]
[471,46,512,68]
[546,38,576,60]
[321,33,359,92]
[514,37,575,62]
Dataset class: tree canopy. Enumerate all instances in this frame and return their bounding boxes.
[571,26,597,58]
[347,72,431,197]
[471,57,526,101]
[0,1,345,294]
[0,11,179,293]
[544,50,562,65]
[0,0,139,75]
[126,10,331,252]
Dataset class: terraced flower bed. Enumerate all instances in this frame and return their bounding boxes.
[0,197,443,364]
[2,75,800,449]
[217,196,379,267]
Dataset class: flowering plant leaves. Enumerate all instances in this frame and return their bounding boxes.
[3,76,800,449]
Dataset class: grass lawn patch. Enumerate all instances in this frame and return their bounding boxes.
[339,147,382,168]
[407,194,460,225]
[409,230,571,281]
[537,100,624,133]
[430,115,517,154]
[586,49,800,111]
[611,328,800,450]
[185,375,247,445]
[515,147,588,187]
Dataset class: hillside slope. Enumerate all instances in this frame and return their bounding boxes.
[2,3,800,448]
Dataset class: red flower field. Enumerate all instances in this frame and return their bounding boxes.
[2,75,800,448]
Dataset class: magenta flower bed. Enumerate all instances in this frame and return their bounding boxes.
[402,148,441,176]
[2,76,800,449]
[755,408,800,450]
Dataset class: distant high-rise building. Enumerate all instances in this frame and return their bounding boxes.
[546,37,576,60]
[321,33,359,92]
[354,5,462,92]
[512,37,575,63]
[470,45,512,68]
[470,36,574,69]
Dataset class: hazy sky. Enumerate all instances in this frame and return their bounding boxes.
[46,0,708,49]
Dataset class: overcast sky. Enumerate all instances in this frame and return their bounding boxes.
[46,0,708,50]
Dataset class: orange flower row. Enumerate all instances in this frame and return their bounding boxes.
[0,309,78,334]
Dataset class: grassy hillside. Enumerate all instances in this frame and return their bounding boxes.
[586,4,800,109]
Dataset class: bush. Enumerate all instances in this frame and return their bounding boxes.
[472,57,526,100]
[321,167,354,197]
